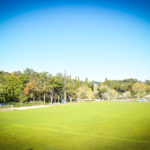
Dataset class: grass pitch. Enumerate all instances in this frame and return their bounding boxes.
[0,102,150,150]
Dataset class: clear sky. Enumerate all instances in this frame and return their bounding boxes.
[0,0,150,81]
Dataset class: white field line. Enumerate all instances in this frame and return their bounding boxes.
[12,105,51,110]
[8,103,72,111]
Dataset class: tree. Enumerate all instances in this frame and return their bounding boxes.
[76,85,94,99]
[53,78,63,103]
[66,80,78,102]
[0,69,149,103]
[23,68,36,76]
[85,77,88,86]
[2,74,23,102]
[132,82,146,98]
[24,81,35,101]
[97,85,117,100]
[145,84,150,95]
[145,80,150,85]
[35,72,50,103]
[97,85,108,99]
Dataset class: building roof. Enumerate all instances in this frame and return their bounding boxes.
[145,95,150,98]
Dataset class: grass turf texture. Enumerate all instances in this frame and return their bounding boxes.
[0,102,150,150]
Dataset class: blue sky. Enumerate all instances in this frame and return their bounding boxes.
[0,0,150,81]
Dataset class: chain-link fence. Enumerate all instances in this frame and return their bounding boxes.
[0,103,14,112]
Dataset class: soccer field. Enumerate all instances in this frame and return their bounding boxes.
[0,102,150,150]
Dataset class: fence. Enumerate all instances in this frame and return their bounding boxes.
[76,98,150,103]
[0,101,46,112]
[0,103,14,112]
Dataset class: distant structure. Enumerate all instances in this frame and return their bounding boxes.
[94,81,99,87]
[145,95,150,101]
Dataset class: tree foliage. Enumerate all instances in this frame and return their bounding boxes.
[0,69,149,103]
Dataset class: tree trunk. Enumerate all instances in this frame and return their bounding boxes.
[33,95,35,101]
[43,93,46,104]
[61,94,63,101]
[70,96,72,103]
[58,96,60,103]
[50,94,53,104]
[64,90,66,101]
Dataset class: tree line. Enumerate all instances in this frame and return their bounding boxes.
[0,68,150,103]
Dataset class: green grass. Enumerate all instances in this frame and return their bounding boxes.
[0,102,150,150]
